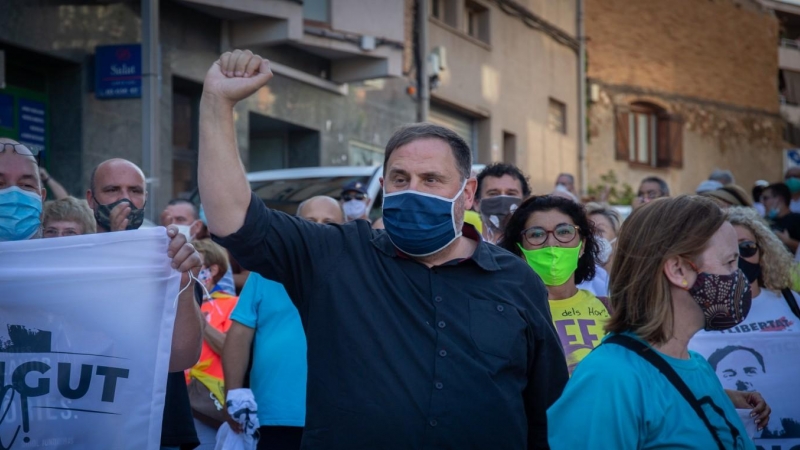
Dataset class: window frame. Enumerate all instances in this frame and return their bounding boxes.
[548,98,567,135]
[614,101,683,169]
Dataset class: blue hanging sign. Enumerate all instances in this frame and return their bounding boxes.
[95,44,142,99]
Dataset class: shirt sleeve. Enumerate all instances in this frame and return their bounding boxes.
[212,192,349,310]
[546,350,645,450]
[230,273,260,329]
[524,276,569,450]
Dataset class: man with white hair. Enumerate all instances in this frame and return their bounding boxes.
[709,169,735,186]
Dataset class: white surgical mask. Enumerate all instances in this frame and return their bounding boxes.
[596,237,616,265]
[343,199,367,220]
[174,224,193,242]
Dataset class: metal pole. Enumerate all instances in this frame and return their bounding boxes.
[142,0,160,221]
[417,0,429,122]
[577,0,587,196]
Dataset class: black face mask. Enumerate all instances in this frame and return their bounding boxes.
[738,258,762,285]
[93,197,146,231]
[480,196,522,231]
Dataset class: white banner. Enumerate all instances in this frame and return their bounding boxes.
[691,332,800,450]
[0,228,180,450]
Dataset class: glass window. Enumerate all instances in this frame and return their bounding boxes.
[303,0,329,23]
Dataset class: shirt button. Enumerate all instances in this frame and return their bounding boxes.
[439,349,447,357]
[429,419,438,427]
[435,382,443,389]
[434,296,443,303]
[496,304,504,312]
[437,321,446,329]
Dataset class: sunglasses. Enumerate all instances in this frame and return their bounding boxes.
[739,240,758,258]
[342,193,366,201]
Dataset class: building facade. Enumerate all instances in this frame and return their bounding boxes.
[0,0,413,214]
[425,0,581,193]
[584,0,783,199]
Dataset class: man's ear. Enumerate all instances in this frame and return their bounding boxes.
[86,189,96,209]
[463,177,478,211]
[189,220,203,238]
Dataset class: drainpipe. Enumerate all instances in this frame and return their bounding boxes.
[417,0,430,122]
[142,0,160,221]
[577,0,587,196]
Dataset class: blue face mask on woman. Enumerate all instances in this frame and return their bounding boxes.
[0,186,43,241]
[382,180,467,257]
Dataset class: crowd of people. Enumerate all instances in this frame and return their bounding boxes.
[2,48,799,449]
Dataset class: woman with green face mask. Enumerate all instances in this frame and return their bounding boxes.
[500,195,607,375]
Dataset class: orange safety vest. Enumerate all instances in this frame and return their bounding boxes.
[185,291,238,405]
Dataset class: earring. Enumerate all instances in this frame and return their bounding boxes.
[681,280,688,287]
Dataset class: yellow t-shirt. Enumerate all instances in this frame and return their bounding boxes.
[464,210,483,234]
[548,289,610,375]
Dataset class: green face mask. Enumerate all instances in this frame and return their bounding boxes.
[786,177,800,195]
[517,242,582,286]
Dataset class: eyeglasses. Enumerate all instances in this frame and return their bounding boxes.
[1,143,43,158]
[521,224,580,247]
[739,240,759,258]
[342,193,366,201]
[637,190,662,200]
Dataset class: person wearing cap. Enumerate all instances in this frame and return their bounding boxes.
[340,180,370,222]
[696,179,723,194]
[701,185,753,209]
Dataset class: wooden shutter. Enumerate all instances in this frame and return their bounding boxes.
[655,113,684,168]
[656,113,671,168]
[668,115,684,168]
[615,109,630,161]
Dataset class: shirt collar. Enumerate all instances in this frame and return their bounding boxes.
[371,223,501,272]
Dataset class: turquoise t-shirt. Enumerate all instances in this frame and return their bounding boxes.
[547,333,755,450]
[230,273,307,426]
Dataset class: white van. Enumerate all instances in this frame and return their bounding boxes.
[246,164,485,220]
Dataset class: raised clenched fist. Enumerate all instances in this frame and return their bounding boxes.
[202,49,273,105]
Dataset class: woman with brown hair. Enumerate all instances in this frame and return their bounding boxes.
[547,196,769,450]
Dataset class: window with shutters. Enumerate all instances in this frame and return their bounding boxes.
[615,102,683,169]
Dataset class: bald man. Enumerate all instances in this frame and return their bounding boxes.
[297,195,344,224]
[86,158,148,232]
[87,158,204,450]
[0,138,46,241]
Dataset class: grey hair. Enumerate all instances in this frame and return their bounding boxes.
[640,176,670,197]
[557,173,575,184]
[584,202,623,234]
[383,123,472,180]
[709,169,735,185]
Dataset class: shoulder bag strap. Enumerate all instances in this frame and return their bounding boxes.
[604,334,725,450]
[781,288,800,320]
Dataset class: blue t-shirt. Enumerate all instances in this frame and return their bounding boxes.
[548,333,755,450]
[230,273,307,426]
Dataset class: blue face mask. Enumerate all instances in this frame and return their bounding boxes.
[382,181,467,257]
[0,186,43,242]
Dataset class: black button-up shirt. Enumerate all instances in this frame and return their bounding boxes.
[214,193,568,449]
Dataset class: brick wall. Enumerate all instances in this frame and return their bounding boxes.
[586,0,779,113]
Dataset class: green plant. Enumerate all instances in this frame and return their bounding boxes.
[586,170,635,205]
